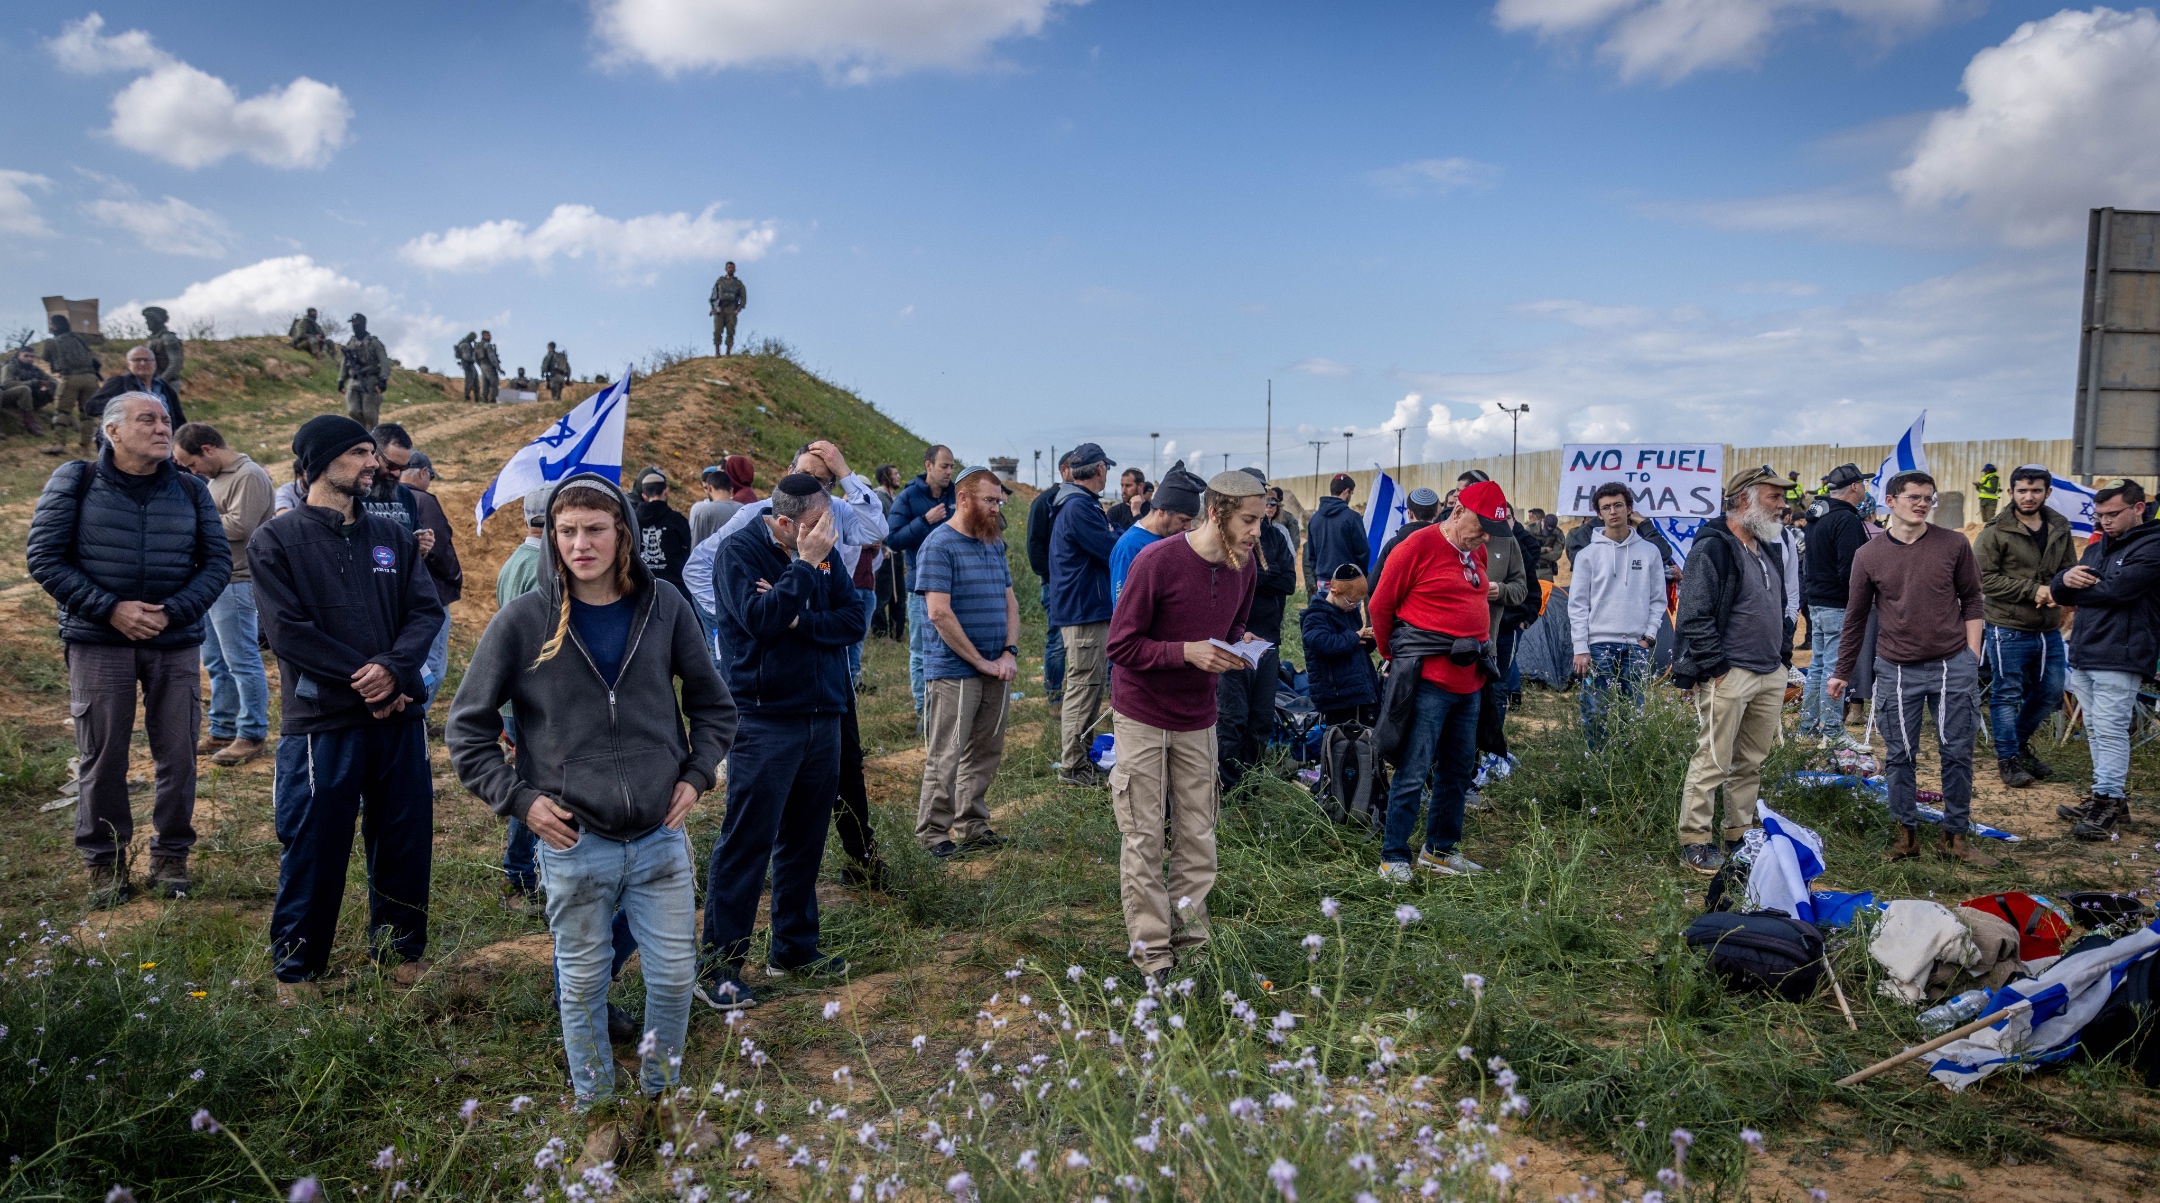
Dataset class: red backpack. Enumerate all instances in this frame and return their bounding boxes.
[1961,892,2074,960]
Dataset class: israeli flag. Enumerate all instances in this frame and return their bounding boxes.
[1926,917,2160,1091]
[474,366,630,529]
[1650,517,1706,568]
[2046,473,2098,538]
[1366,470,1405,554]
[1869,409,1928,505]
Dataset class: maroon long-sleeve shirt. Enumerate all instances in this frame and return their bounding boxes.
[1833,523,1984,679]
[1107,533,1256,732]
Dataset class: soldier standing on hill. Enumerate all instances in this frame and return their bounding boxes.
[710,262,747,357]
[541,342,572,402]
[454,332,480,402]
[339,313,391,428]
[39,312,100,456]
[476,330,502,403]
[144,306,185,414]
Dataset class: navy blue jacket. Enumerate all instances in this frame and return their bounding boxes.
[1303,495,1370,586]
[26,451,229,650]
[883,474,952,590]
[713,520,869,715]
[1047,486,1118,627]
[1800,497,1870,610]
[2053,519,2160,678]
[248,503,444,733]
[1300,594,1379,711]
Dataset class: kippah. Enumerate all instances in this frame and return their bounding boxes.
[1408,487,1440,506]
[1331,564,1366,582]
[775,472,825,497]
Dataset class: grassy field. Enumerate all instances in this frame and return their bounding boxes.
[0,340,2155,1201]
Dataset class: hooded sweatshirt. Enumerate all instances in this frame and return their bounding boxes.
[725,454,757,504]
[447,473,736,840]
[1566,524,1668,655]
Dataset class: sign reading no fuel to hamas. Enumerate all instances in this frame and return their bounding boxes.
[1559,443,1724,518]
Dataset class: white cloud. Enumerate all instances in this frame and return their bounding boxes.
[1381,392,1427,432]
[1288,356,1357,378]
[1368,157,1503,197]
[400,203,777,274]
[1893,6,2160,247]
[48,14,350,169]
[111,256,453,367]
[593,0,1087,82]
[1493,0,1967,83]
[83,194,229,257]
[0,171,54,237]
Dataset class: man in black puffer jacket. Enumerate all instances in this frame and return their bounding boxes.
[26,393,228,906]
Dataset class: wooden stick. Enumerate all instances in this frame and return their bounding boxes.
[1823,959,1857,1032]
[1834,998,2033,1087]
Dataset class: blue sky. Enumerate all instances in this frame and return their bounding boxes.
[6,1,2156,482]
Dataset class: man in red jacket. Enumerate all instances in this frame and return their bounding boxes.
[1105,470,1267,985]
[1367,480,1505,882]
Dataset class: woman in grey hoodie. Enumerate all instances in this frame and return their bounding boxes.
[447,473,735,1164]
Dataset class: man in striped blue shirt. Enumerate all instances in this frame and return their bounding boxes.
[914,466,1021,859]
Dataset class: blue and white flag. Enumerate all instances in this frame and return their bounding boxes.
[1927,917,2160,1091]
[1869,409,1928,506]
[1366,470,1405,556]
[1743,801,1826,924]
[1650,517,1706,568]
[474,366,630,529]
[2046,473,2098,538]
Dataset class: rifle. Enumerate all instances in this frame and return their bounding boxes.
[339,341,386,394]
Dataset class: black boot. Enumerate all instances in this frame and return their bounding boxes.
[2073,795,2130,841]
[2058,793,2104,823]
[1997,756,2035,788]
[2019,751,2054,782]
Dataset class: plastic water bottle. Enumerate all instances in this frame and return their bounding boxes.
[1917,989,1991,1036]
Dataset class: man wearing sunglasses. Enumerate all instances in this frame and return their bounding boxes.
[1830,471,1990,867]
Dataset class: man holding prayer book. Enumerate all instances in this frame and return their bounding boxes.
[1104,470,1267,985]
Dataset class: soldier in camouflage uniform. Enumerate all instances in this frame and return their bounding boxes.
[143,307,186,412]
[289,308,328,357]
[39,313,101,455]
[475,330,502,403]
[709,261,747,356]
[1,348,53,437]
[454,331,480,402]
[338,312,391,428]
[540,342,572,402]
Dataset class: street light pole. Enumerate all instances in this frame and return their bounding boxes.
[1343,429,1355,474]
[1265,380,1272,479]
[1496,403,1530,504]
[1150,432,1161,481]
[1395,428,1404,483]
[1032,449,1041,488]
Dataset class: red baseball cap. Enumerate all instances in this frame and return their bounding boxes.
[1457,480,1511,524]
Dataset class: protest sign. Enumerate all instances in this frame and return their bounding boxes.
[1560,443,1724,518]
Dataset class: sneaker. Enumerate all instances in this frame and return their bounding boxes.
[2073,795,2130,841]
[1997,756,2035,789]
[958,829,1010,852]
[2019,752,2055,782]
[1416,849,1485,876]
[273,979,322,1008]
[147,855,190,899]
[1680,843,1724,875]
[1059,765,1106,788]
[928,840,959,860]
[1376,860,1413,885]
[1461,789,1485,812]
[606,1002,638,1044]
[767,952,851,980]
[209,737,266,767]
[87,863,131,909]
[693,976,758,1012]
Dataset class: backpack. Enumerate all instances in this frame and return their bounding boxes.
[1312,721,1386,834]
[2076,938,2160,1086]
[1683,911,1826,1002]
[1959,891,2074,961]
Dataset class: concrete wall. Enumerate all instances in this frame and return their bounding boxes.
[1277,438,2155,526]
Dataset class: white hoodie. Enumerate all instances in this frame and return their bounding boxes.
[1568,525,1668,655]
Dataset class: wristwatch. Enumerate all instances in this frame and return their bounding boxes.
[1002,645,1020,658]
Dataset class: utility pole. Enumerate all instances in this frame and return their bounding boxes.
[1265,380,1272,480]
[1309,440,1329,486]
[1395,428,1404,483]
[1222,453,1230,474]
[1032,449,1041,489]
[1496,403,1530,505]
[1150,432,1161,481]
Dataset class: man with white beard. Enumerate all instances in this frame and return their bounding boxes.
[1669,467,1794,875]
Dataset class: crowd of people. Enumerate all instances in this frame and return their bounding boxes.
[18,365,2160,1163]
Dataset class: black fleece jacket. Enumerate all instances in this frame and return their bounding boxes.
[2053,519,2160,678]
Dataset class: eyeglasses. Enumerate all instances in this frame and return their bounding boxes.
[1892,494,1938,509]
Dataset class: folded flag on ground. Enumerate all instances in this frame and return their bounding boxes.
[1926,918,2160,1091]
[1786,772,2022,841]
[1744,802,1826,923]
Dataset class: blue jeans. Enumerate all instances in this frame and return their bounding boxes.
[2069,667,2140,798]
[422,611,452,710]
[540,824,696,1106]
[907,593,929,710]
[1381,681,1480,862]
[1984,625,2066,760]
[1579,642,1648,750]
[1799,605,1845,736]
[702,711,841,974]
[1041,584,1066,697]
[202,582,270,741]
[848,586,875,684]
[270,722,433,982]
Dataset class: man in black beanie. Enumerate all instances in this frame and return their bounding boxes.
[696,473,867,1009]
[248,414,445,1004]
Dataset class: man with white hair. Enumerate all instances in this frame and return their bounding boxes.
[90,345,185,438]
[26,393,229,906]
[1669,466,1793,875]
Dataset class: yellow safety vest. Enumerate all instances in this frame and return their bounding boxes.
[1976,472,2000,501]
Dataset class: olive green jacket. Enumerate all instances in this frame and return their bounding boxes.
[1971,503,2075,632]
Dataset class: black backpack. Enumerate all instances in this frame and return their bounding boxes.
[1312,722,1386,835]
[1683,911,1826,1002]
[2068,932,2160,1086]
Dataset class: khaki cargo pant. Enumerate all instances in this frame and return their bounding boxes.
[1677,665,1785,845]
[56,372,98,447]
[915,674,1010,848]
[1058,622,1110,772]
[1107,711,1218,974]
